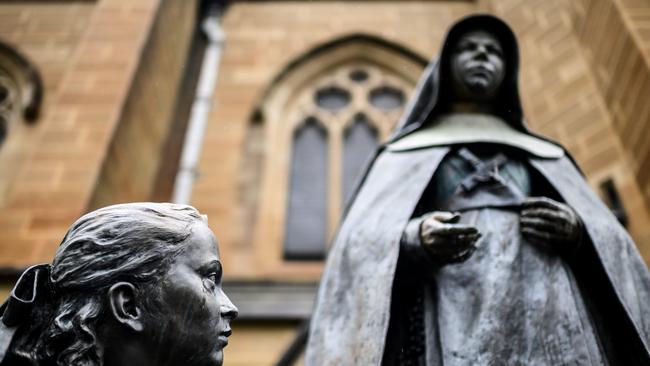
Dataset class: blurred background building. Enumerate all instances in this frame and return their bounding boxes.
[1,0,650,364]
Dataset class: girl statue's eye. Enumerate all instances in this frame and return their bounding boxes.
[203,273,219,290]
[208,271,222,285]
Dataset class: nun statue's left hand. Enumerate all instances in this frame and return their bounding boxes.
[520,197,583,252]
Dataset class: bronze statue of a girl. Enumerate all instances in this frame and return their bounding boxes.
[0,202,237,366]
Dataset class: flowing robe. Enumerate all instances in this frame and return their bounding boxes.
[384,148,605,365]
[306,145,650,366]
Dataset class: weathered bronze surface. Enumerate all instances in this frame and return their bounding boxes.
[307,14,650,365]
[0,202,237,366]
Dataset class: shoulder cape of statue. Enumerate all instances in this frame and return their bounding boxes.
[387,113,564,159]
[306,146,650,366]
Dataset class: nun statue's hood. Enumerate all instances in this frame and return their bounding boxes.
[392,14,538,141]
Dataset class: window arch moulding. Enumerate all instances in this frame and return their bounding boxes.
[247,34,428,277]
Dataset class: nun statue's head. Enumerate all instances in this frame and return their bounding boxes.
[392,14,526,140]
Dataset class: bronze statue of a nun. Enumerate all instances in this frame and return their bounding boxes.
[306,14,650,366]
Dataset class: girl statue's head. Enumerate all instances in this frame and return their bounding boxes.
[1,202,237,366]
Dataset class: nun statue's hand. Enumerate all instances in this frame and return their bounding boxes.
[520,197,583,253]
[419,211,481,264]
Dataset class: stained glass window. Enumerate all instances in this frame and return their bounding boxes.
[281,63,411,260]
[343,114,378,205]
[369,86,405,111]
[315,86,350,112]
[284,118,329,260]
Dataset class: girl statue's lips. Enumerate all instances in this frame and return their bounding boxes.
[217,329,232,348]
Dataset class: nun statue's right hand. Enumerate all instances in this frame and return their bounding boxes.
[420,211,481,264]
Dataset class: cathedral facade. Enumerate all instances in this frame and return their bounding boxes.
[1,0,650,364]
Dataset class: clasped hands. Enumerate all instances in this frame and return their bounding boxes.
[419,197,582,264]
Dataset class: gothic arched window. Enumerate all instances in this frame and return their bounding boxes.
[0,42,42,146]
[280,62,412,260]
[0,42,42,205]
[343,113,378,206]
[284,118,329,259]
[249,35,426,270]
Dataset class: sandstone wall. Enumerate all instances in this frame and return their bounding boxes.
[0,0,162,267]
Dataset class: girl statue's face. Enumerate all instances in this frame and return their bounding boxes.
[141,222,238,366]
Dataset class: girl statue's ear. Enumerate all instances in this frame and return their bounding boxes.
[108,282,144,333]
[0,263,52,362]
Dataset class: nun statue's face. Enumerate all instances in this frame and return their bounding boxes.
[450,30,505,103]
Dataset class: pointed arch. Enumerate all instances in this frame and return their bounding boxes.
[256,33,427,123]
